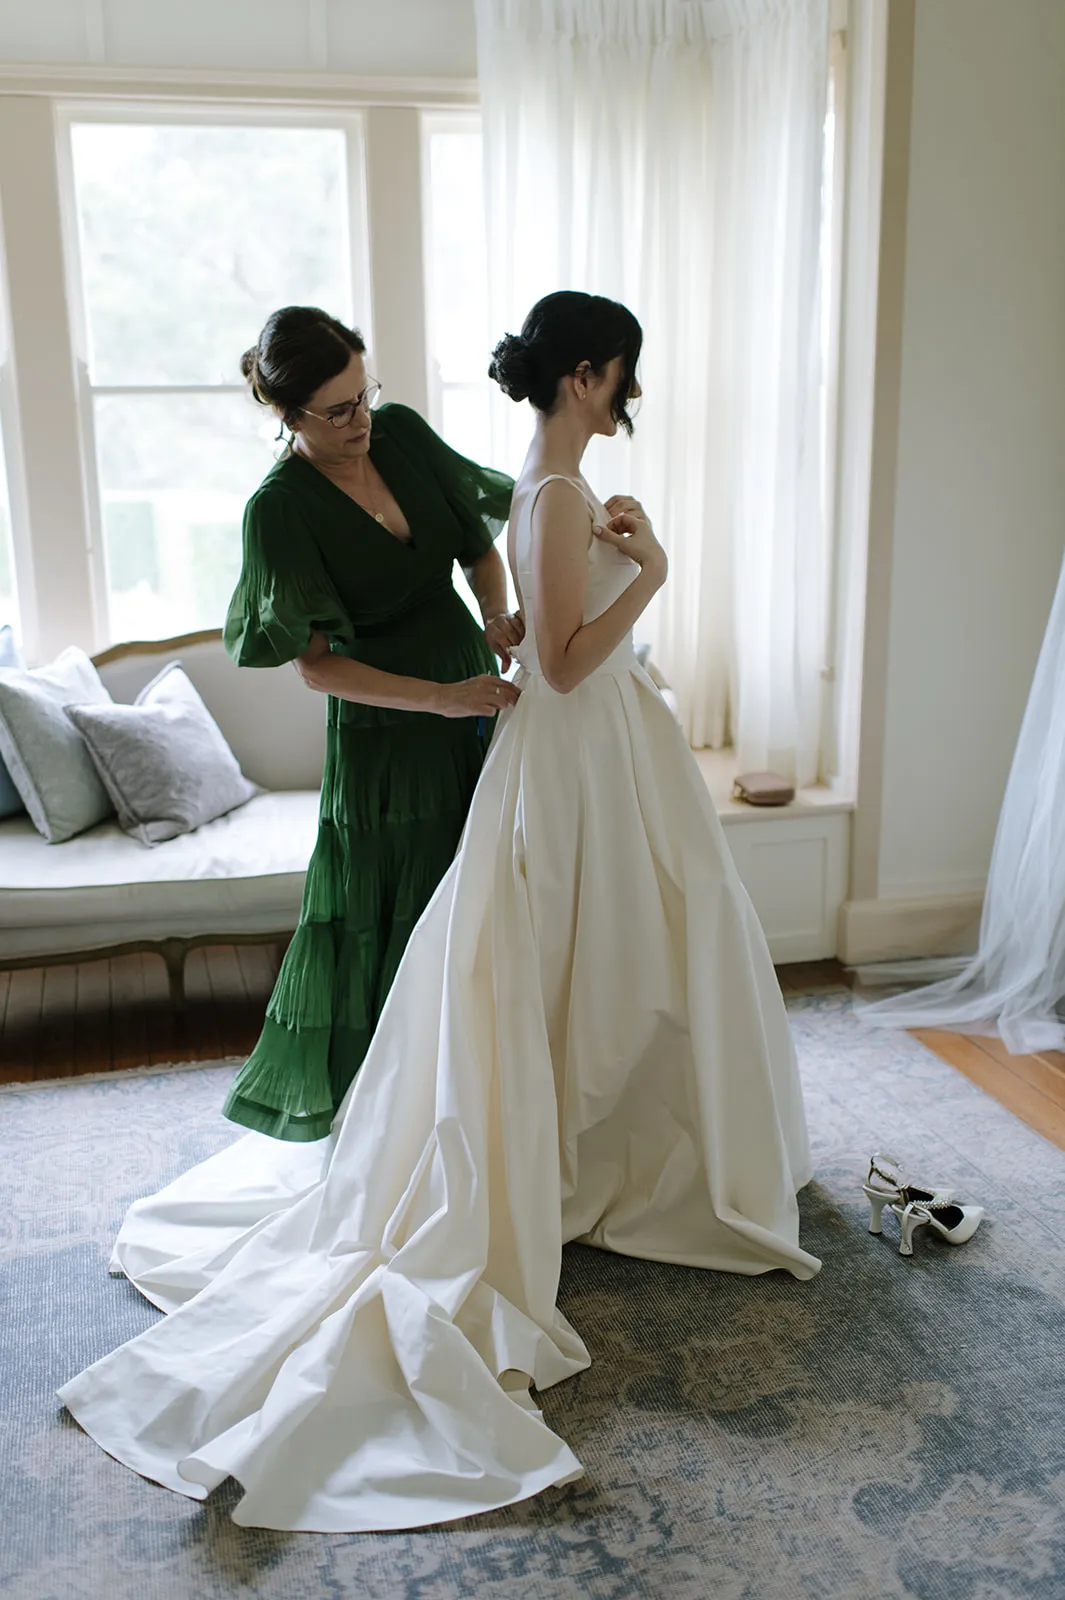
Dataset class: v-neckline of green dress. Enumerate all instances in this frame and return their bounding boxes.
[287,437,416,549]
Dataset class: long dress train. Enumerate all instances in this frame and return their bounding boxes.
[58,475,820,1533]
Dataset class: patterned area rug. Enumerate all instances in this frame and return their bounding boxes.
[3,995,1065,1600]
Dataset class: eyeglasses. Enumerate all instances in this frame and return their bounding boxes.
[301,379,382,428]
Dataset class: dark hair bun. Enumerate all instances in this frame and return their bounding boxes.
[488,291,643,434]
[241,307,366,426]
[239,346,262,400]
[487,333,534,403]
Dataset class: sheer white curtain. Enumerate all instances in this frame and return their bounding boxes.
[859,544,1065,1055]
[475,0,830,780]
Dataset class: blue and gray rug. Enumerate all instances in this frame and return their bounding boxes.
[2,995,1065,1600]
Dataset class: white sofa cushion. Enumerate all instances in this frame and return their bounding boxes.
[0,790,320,961]
[69,662,258,846]
[97,636,326,793]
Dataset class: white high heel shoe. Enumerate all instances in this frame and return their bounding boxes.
[891,1193,986,1257]
[863,1152,925,1235]
[863,1152,985,1257]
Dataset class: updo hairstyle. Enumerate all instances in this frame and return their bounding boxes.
[488,291,643,435]
[241,307,366,428]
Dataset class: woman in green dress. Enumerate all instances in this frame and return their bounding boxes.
[224,306,521,1142]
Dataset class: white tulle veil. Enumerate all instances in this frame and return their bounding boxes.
[858,544,1065,1054]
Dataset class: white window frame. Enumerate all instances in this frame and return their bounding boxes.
[0,195,34,655]
[54,100,373,648]
[420,108,489,448]
[0,79,474,663]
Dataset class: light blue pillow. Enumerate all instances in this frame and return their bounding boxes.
[0,646,114,842]
[0,625,24,818]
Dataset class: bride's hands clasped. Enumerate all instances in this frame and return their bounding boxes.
[594,495,668,582]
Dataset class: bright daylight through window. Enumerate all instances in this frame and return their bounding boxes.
[67,120,360,643]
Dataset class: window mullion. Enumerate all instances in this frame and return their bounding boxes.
[364,107,429,414]
[0,97,97,661]
[90,384,248,396]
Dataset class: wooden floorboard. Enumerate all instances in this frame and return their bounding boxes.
[206,944,255,1059]
[0,943,281,1084]
[36,964,78,1079]
[235,942,280,1001]
[144,953,178,1067]
[72,959,112,1076]
[777,960,851,996]
[110,953,149,1073]
[3,967,46,1080]
[977,1034,1065,1105]
[182,947,225,1064]
[3,951,1064,1151]
[912,1028,1065,1152]
[0,969,19,1083]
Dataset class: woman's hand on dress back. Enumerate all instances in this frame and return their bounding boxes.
[434,675,521,718]
[483,611,525,673]
[595,496,668,583]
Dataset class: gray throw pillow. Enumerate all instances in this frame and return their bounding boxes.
[0,646,115,842]
[67,661,258,846]
[0,624,26,818]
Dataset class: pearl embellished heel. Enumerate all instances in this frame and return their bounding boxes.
[863,1152,986,1258]
[889,1193,985,1257]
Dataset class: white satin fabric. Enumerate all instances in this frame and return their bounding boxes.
[58,476,820,1533]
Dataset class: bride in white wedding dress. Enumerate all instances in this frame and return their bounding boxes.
[59,291,820,1533]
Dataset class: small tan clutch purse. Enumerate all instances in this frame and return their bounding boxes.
[732,770,796,807]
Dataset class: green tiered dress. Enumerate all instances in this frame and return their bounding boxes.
[222,404,513,1141]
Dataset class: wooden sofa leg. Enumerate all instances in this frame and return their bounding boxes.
[160,941,187,1009]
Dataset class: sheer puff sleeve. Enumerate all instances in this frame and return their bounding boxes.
[224,484,352,669]
[384,403,514,565]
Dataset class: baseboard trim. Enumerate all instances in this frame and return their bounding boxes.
[838,891,983,966]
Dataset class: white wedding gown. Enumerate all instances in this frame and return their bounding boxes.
[59,475,820,1533]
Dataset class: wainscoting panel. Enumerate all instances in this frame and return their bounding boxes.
[721,813,850,962]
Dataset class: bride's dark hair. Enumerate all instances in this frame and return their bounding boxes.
[488,291,643,436]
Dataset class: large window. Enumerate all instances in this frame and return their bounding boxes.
[65,116,367,642]
[422,115,493,468]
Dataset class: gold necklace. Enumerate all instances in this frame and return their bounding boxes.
[361,475,387,525]
[305,449,390,527]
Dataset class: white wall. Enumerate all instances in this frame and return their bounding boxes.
[0,0,477,78]
[872,0,1065,907]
